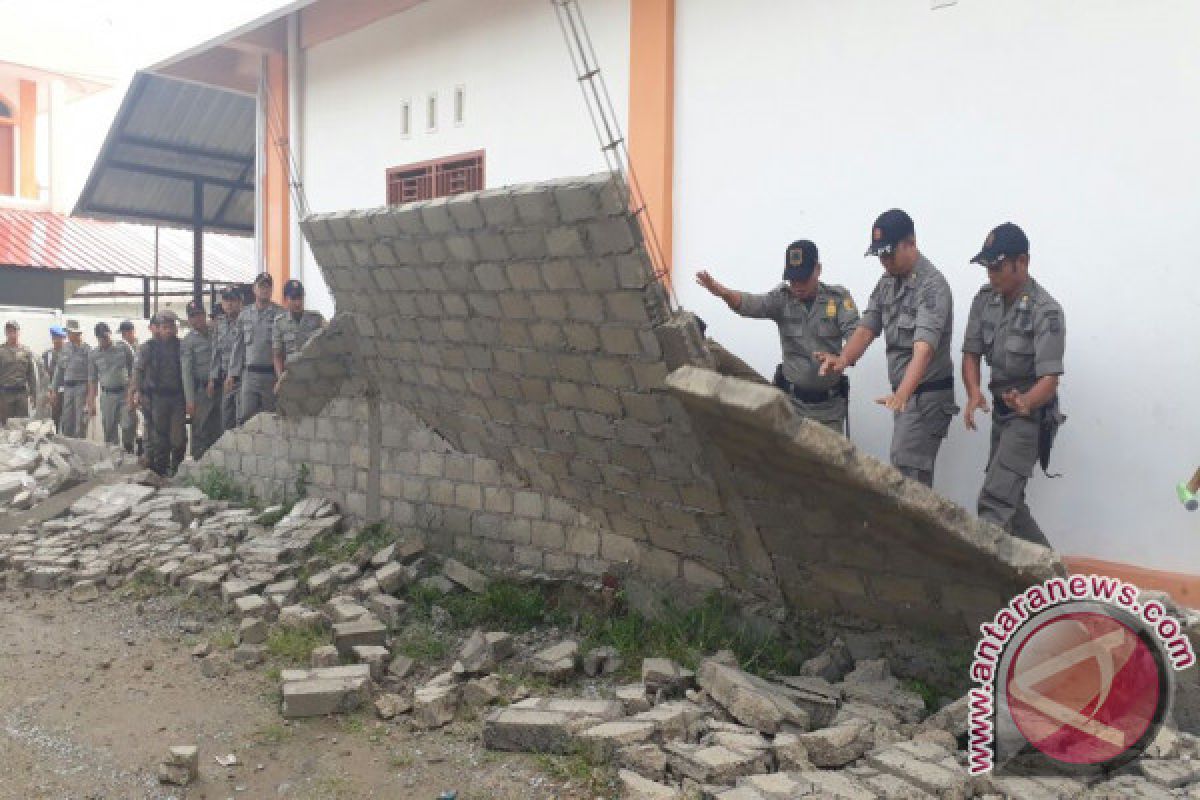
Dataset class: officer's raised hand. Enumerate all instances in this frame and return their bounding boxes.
[964,391,990,431]
[695,270,721,295]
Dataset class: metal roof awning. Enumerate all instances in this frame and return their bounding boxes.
[73,71,256,236]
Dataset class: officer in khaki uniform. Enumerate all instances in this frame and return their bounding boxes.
[695,240,859,433]
[819,209,958,486]
[86,322,134,449]
[209,287,243,430]
[181,300,221,461]
[134,311,186,476]
[51,320,91,438]
[230,273,283,425]
[0,320,37,424]
[962,223,1065,546]
[272,279,326,392]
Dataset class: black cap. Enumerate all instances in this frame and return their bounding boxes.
[971,222,1029,268]
[282,279,305,298]
[118,319,135,333]
[4,319,17,331]
[865,209,915,257]
[254,272,273,287]
[220,286,240,300]
[186,300,206,318]
[94,322,111,336]
[148,313,161,326]
[783,240,818,282]
[212,304,226,318]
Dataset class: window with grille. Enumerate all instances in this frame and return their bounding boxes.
[386,151,485,205]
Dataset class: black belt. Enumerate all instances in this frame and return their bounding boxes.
[0,385,26,393]
[773,366,848,404]
[101,385,127,394]
[246,364,275,374]
[893,376,954,395]
[64,380,86,387]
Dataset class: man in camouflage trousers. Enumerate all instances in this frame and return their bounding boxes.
[0,320,37,424]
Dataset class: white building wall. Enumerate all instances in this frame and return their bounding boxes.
[674,0,1200,571]
[299,0,631,314]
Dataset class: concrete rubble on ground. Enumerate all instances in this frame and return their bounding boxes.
[0,418,127,512]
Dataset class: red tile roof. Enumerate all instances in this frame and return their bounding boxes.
[0,208,254,283]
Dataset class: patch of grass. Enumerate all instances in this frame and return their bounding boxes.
[393,621,449,662]
[266,625,329,664]
[905,678,940,712]
[254,723,291,745]
[210,628,237,650]
[579,591,802,678]
[310,522,398,565]
[187,465,258,507]
[337,713,368,735]
[403,579,570,633]
[264,666,282,682]
[388,752,413,769]
[533,751,615,795]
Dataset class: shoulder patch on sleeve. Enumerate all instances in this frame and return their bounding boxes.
[1044,309,1062,333]
[922,286,939,310]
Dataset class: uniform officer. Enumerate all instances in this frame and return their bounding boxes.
[181,300,221,460]
[86,322,135,449]
[962,223,1065,546]
[134,311,186,476]
[38,326,65,429]
[50,319,91,438]
[272,279,326,393]
[0,321,37,424]
[230,273,283,425]
[131,317,161,467]
[818,209,958,486]
[695,240,859,433]
[210,287,243,430]
[117,320,139,453]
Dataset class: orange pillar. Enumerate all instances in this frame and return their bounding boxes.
[18,80,36,200]
[628,0,675,283]
[264,52,291,295]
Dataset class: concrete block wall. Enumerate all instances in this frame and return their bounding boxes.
[191,173,1064,636]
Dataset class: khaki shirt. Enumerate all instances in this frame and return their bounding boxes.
[230,302,283,374]
[52,341,91,389]
[859,254,955,390]
[88,342,133,390]
[963,277,1065,390]
[209,314,240,381]
[739,282,859,391]
[0,343,37,393]
[273,310,325,364]
[180,328,214,405]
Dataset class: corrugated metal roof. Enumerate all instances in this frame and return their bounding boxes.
[0,209,254,283]
[73,71,256,236]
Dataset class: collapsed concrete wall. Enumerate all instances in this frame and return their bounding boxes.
[194,173,1062,636]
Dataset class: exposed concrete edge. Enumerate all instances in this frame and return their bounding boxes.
[275,312,362,420]
[664,365,1066,585]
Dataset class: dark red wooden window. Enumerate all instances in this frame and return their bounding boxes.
[386,150,484,205]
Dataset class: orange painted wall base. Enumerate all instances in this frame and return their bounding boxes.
[1063,555,1200,609]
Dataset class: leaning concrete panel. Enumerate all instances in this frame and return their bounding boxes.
[270,171,1066,634]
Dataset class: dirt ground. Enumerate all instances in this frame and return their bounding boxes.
[0,588,604,800]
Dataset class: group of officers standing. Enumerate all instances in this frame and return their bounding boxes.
[697,209,1066,547]
[0,271,324,478]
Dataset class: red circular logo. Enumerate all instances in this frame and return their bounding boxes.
[1005,610,1164,765]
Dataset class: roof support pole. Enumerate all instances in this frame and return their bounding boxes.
[193,180,204,306]
[142,277,151,320]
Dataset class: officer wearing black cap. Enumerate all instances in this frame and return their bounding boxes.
[210,286,243,430]
[818,209,958,486]
[0,320,37,424]
[133,310,186,475]
[962,223,1065,546]
[272,279,326,394]
[229,272,283,425]
[181,300,221,460]
[86,321,134,450]
[696,240,859,432]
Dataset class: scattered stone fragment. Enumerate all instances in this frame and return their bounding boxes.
[617,743,668,781]
[374,693,412,720]
[665,741,772,786]
[191,641,211,659]
[200,656,230,678]
[442,558,487,593]
[158,744,199,786]
[68,580,99,604]
[233,644,266,666]
[632,700,711,741]
[796,718,871,768]
[311,645,339,668]
[483,708,573,754]
[238,617,268,646]
[799,637,854,683]
[462,674,502,708]
[577,719,656,762]
[388,652,415,680]
[280,665,371,719]
[642,657,687,694]
[838,659,926,724]
[332,618,386,657]
[697,658,810,734]
[351,644,390,680]
[414,682,460,728]
[529,640,578,682]
[618,769,683,799]
[583,646,623,677]
[616,684,653,714]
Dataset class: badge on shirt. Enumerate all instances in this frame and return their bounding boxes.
[825,300,837,318]
[843,297,855,311]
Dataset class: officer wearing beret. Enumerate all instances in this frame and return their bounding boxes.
[50,319,91,438]
[0,320,37,424]
[181,300,221,460]
[272,279,326,394]
[229,272,283,425]
[962,223,1065,546]
[38,326,65,429]
[210,287,243,430]
[819,210,959,486]
[696,240,859,433]
[86,321,134,449]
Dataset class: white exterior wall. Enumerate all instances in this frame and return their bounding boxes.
[674,0,1200,571]
[298,0,631,314]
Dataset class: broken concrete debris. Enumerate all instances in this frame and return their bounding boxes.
[0,418,128,513]
[157,744,199,786]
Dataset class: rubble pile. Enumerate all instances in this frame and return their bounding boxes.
[0,418,126,511]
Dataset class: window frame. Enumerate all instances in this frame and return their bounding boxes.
[385,150,485,206]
